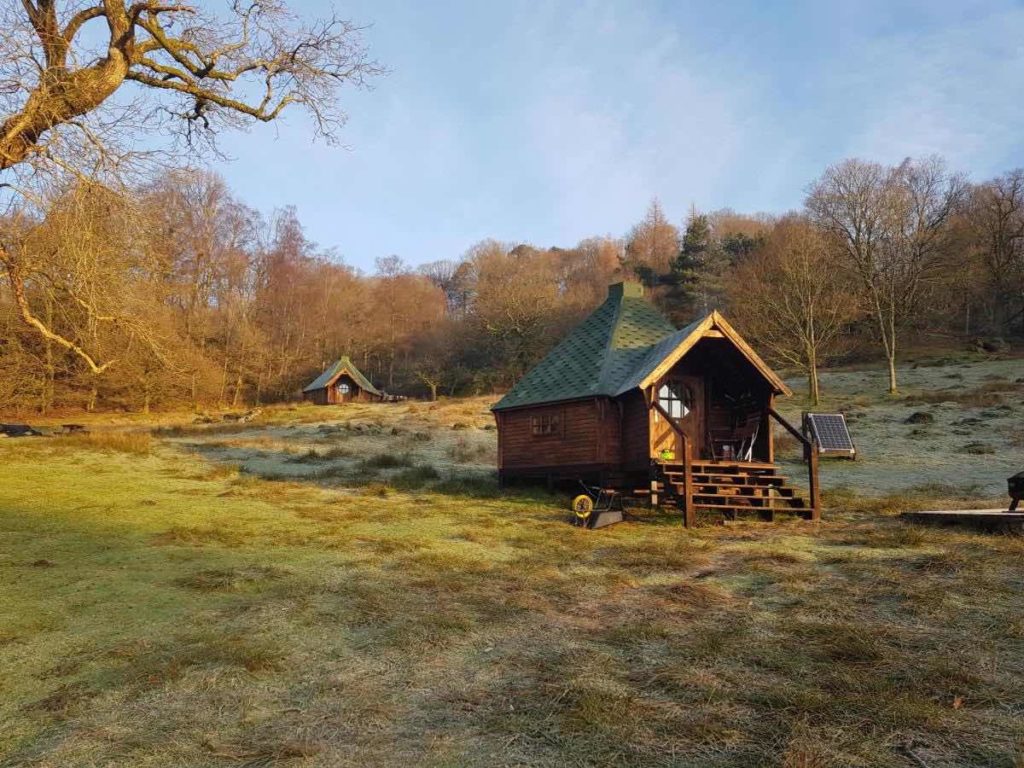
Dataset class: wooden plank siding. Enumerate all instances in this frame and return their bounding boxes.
[303,374,375,405]
[496,398,622,472]
[618,391,649,470]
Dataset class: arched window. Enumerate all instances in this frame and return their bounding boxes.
[338,382,351,395]
[658,382,692,419]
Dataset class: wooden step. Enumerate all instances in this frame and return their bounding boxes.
[658,483,802,498]
[693,501,812,517]
[693,484,797,496]
[689,461,778,470]
[658,462,779,473]
[687,479,793,490]
[692,501,800,511]
[659,481,796,495]
[662,485,809,508]
[663,473,790,483]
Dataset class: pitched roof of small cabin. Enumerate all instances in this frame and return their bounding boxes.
[303,356,381,395]
[491,282,790,411]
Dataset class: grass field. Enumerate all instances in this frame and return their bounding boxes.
[2,359,1023,767]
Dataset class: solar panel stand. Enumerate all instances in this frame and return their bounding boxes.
[802,412,857,460]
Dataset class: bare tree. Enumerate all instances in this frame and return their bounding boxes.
[726,216,857,404]
[3,181,180,411]
[806,157,966,393]
[966,170,1024,334]
[0,0,380,373]
[0,0,380,173]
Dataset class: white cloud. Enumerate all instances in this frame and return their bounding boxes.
[513,1,753,239]
[827,5,1024,176]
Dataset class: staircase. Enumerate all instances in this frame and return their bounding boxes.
[653,460,814,523]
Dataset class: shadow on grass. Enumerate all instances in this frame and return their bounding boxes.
[176,437,573,511]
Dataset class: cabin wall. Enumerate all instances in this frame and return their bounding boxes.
[303,375,376,406]
[496,398,620,475]
[619,391,650,470]
[303,388,329,405]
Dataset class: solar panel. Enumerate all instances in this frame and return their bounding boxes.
[803,413,856,459]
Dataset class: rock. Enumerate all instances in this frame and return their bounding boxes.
[954,416,983,426]
[980,406,1013,417]
[973,337,1009,353]
[961,442,995,455]
[904,411,934,425]
[237,408,263,424]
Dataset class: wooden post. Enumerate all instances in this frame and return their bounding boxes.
[807,442,821,521]
[652,398,695,527]
[682,433,694,528]
[769,407,822,522]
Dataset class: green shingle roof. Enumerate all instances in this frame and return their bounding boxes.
[492,283,705,411]
[303,356,381,396]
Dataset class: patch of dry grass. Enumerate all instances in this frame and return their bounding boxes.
[62,430,154,455]
[2,379,1023,767]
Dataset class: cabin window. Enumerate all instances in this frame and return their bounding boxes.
[531,413,561,437]
[658,382,692,419]
[338,382,351,395]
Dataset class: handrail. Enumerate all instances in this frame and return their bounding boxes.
[768,407,821,521]
[768,407,811,449]
[651,400,695,526]
[652,400,684,438]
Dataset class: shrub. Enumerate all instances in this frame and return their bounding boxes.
[432,473,500,498]
[67,431,153,455]
[391,464,441,490]
[360,453,415,469]
[447,437,480,463]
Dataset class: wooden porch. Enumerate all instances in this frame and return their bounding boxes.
[650,400,821,526]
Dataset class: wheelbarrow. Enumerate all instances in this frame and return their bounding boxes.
[570,481,626,529]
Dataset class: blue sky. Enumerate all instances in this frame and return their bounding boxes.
[214,0,1024,271]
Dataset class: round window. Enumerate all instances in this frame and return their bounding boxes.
[657,382,692,419]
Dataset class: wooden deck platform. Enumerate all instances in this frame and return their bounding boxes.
[901,509,1024,533]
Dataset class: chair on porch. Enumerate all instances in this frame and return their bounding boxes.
[708,409,762,461]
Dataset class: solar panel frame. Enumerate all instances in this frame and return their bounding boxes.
[803,413,856,459]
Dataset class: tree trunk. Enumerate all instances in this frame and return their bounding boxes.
[41,340,54,415]
[232,372,244,408]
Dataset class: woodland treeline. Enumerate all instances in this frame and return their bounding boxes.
[1,2,1021,413]
[1,157,1022,412]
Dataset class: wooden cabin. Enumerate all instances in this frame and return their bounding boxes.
[302,356,383,405]
[491,282,820,524]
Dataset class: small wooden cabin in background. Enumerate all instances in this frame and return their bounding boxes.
[491,282,820,524]
[302,356,383,405]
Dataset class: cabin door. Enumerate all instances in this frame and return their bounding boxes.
[334,376,354,404]
[650,375,704,461]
